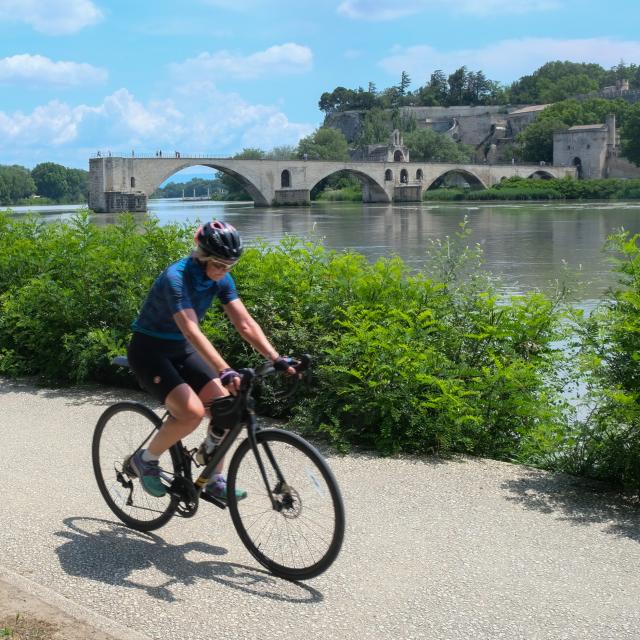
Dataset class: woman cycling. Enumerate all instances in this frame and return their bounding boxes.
[126,220,295,500]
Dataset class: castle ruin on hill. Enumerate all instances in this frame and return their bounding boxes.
[326,100,640,180]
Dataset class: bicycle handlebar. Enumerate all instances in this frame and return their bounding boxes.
[253,354,312,379]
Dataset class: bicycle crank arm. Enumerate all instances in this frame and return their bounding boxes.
[199,492,228,510]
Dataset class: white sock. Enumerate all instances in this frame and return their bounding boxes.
[142,449,160,462]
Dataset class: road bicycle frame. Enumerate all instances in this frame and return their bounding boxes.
[156,360,306,516]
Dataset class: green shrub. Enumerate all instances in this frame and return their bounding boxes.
[568,230,640,492]
[0,211,191,383]
[0,212,570,463]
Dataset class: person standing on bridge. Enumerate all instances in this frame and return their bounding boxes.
[126,220,296,500]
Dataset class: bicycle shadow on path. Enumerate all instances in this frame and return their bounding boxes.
[54,517,322,604]
[501,468,640,543]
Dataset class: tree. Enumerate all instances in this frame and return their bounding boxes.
[265,145,297,160]
[398,71,411,97]
[356,109,393,146]
[0,165,36,204]
[404,129,472,162]
[297,127,350,161]
[446,67,467,106]
[518,117,567,162]
[31,162,70,201]
[65,168,89,202]
[508,61,608,104]
[622,103,640,166]
[418,70,448,106]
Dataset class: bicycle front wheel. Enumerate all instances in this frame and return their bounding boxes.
[227,429,345,581]
[92,401,179,531]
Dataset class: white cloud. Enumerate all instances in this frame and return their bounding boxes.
[379,38,640,84]
[0,0,103,35]
[242,112,314,150]
[0,101,92,146]
[0,54,107,86]
[337,0,559,20]
[0,85,315,164]
[170,43,313,81]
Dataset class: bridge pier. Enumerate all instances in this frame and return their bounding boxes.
[272,189,311,206]
[88,157,148,213]
[394,185,423,202]
[362,183,392,203]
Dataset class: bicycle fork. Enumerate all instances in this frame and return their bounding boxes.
[246,421,290,512]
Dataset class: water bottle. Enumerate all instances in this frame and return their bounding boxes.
[195,421,225,465]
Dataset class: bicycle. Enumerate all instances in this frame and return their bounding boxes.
[92,355,345,581]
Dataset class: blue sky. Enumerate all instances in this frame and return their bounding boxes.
[1,0,639,173]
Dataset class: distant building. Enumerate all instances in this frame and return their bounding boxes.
[601,79,630,98]
[553,114,640,179]
[350,129,409,162]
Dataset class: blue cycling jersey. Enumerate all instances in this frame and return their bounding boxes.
[131,256,238,340]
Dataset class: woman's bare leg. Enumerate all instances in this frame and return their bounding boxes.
[146,383,210,455]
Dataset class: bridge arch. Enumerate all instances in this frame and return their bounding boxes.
[528,170,554,180]
[309,167,390,203]
[425,169,487,191]
[151,162,270,206]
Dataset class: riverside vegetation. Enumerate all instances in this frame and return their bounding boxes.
[0,211,638,495]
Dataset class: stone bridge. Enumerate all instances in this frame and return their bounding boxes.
[88,155,577,212]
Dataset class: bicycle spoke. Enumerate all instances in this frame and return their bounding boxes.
[93,403,179,531]
[228,429,344,579]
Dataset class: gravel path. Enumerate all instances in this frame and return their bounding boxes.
[1,377,639,640]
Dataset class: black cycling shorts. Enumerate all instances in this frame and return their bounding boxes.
[127,331,217,404]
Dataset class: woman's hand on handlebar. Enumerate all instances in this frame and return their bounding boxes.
[273,356,299,376]
[219,367,241,395]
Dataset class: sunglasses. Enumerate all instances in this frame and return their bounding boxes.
[205,258,237,271]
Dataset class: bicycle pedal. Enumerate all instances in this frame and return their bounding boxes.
[200,491,228,510]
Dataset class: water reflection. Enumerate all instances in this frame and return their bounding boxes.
[7,199,640,303]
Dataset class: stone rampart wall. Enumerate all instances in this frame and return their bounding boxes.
[607,156,640,179]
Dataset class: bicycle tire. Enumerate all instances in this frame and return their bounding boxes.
[92,401,180,531]
[227,428,345,581]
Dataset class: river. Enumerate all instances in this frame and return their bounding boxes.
[7,198,640,307]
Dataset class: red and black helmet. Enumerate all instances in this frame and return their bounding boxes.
[195,220,243,261]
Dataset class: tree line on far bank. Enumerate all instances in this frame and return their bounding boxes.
[319,61,640,113]
[0,163,89,206]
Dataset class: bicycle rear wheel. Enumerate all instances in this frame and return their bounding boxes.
[92,401,179,531]
[227,429,345,581]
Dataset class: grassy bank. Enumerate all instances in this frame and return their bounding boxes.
[423,176,640,201]
[311,176,640,202]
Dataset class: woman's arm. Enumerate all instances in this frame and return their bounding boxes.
[173,308,231,373]
[222,298,280,361]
